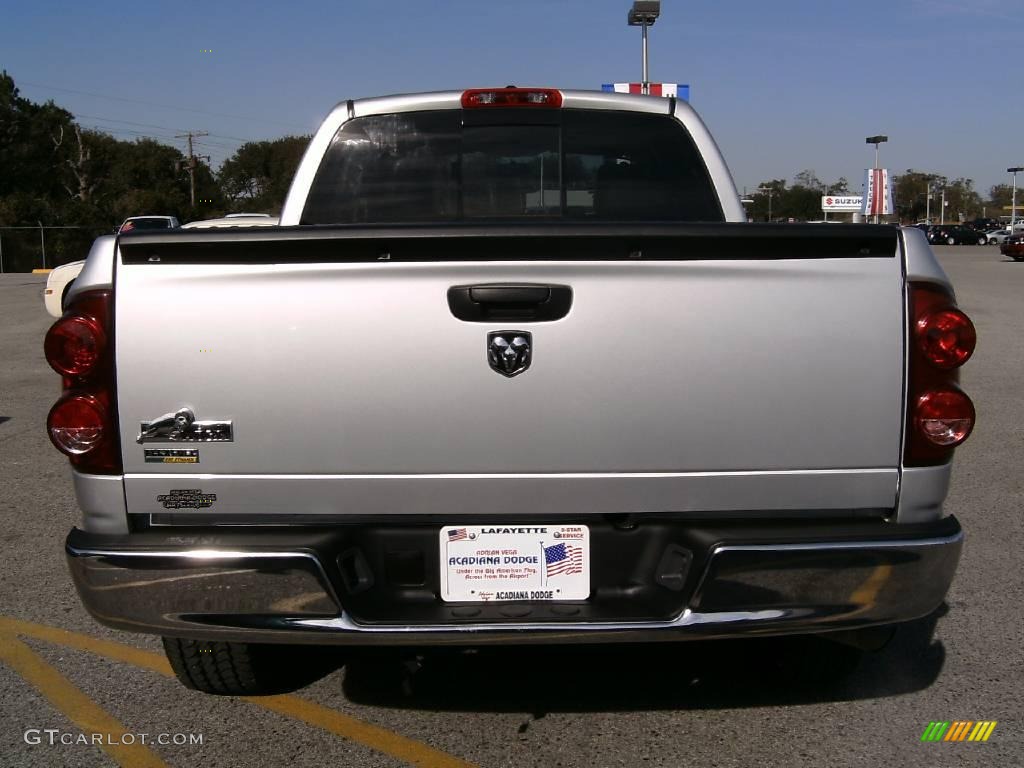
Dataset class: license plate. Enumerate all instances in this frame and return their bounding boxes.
[440,524,590,603]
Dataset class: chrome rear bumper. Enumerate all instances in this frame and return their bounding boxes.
[66,518,963,645]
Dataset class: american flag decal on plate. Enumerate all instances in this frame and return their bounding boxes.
[447,528,468,542]
[544,543,583,577]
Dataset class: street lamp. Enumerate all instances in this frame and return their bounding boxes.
[757,186,776,222]
[627,1,660,95]
[865,135,888,224]
[1008,166,1023,231]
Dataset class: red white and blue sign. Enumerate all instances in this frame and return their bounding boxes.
[861,168,894,217]
[602,83,689,100]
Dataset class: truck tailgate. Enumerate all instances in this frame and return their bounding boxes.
[115,224,904,519]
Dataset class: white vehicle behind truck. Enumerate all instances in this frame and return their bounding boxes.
[45,88,977,695]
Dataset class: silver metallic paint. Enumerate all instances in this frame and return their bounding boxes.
[115,257,905,516]
[72,470,128,534]
[122,469,898,518]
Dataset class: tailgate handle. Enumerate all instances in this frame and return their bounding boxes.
[448,283,572,322]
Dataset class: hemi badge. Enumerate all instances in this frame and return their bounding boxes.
[145,449,200,464]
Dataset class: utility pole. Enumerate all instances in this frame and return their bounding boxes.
[175,131,209,207]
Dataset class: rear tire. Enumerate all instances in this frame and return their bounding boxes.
[978,236,987,245]
[946,236,956,245]
[162,637,340,695]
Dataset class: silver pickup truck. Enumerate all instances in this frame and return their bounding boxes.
[45,87,977,695]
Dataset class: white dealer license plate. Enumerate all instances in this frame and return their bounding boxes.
[440,524,590,603]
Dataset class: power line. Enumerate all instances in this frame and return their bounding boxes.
[18,80,310,131]
[74,113,190,134]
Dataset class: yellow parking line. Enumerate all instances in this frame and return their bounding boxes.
[253,695,477,768]
[0,634,169,768]
[0,616,478,768]
[0,616,172,676]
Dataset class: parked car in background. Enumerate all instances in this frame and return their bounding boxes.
[927,225,987,245]
[969,218,1000,233]
[43,259,85,317]
[181,215,279,229]
[1001,233,1024,261]
[985,229,1011,245]
[117,215,180,234]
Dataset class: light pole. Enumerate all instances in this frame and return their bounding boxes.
[1008,166,1023,231]
[865,135,888,224]
[627,1,660,95]
[757,186,776,222]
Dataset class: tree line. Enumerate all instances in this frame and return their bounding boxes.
[3,70,1016,271]
[746,168,1012,224]
[0,72,309,271]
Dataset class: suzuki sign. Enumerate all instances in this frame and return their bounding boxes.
[821,195,863,212]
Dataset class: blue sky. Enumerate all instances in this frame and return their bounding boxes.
[3,0,1022,195]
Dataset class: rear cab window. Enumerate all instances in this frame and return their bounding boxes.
[301,109,724,224]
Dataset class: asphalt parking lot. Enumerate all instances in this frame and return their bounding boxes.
[0,246,1021,768]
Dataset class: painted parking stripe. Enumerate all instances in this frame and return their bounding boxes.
[0,634,169,768]
[0,616,477,768]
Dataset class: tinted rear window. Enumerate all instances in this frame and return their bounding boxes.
[122,218,172,231]
[301,109,723,224]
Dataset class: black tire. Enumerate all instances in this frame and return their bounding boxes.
[978,236,987,245]
[162,637,340,695]
[946,236,956,245]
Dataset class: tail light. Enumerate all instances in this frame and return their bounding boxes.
[461,88,563,108]
[48,394,107,454]
[44,314,107,376]
[43,289,121,474]
[915,308,976,369]
[905,283,976,465]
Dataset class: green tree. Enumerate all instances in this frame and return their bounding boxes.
[749,179,786,221]
[893,170,945,223]
[218,136,310,214]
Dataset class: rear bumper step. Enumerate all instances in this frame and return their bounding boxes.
[66,516,963,645]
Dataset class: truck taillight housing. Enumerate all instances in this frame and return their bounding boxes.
[905,283,976,465]
[43,289,122,474]
[461,88,563,108]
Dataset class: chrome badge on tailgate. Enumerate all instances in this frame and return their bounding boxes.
[136,408,233,444]
[487,331,532,378]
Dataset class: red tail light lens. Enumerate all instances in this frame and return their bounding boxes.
[44,314,107,376]
[461,88,563,108]
[42,288,121,474]
[914,389,975,447]
[905,282,977,466]
[916,308,976,369]
[48,394,107,455]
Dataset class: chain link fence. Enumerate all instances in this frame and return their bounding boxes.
[0,226,111,273]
